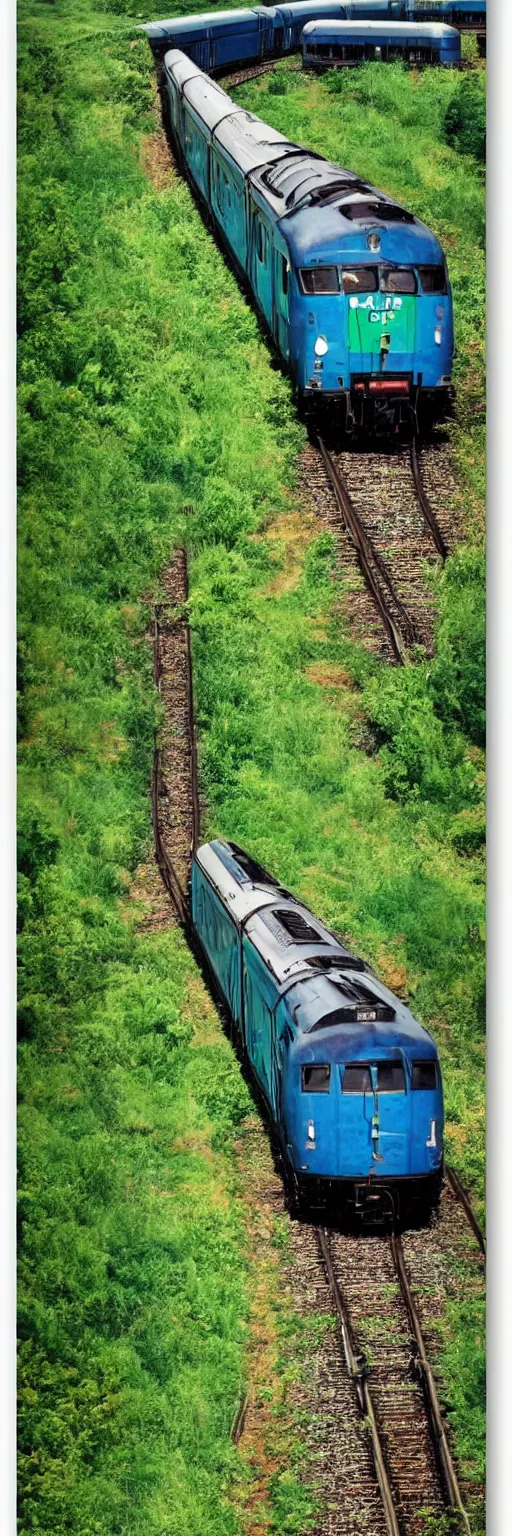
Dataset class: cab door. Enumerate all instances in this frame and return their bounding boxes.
[249,205,273,328]
[273,247,290,361]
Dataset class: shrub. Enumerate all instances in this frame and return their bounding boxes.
[444,75,486,162]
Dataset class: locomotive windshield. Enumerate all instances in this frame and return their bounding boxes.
[380,268,417,293]
[300,266,340,294]
[342,1063,406,1093]
[342,267,378,293]
[302,1065,331,1093]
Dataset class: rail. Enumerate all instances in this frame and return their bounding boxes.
[410,437,448,560]
[317,435,415,664]
[446,1164,486,1258]
[390,1233,471,1533]
[318,1227,401,1536]
[151,548,199,926]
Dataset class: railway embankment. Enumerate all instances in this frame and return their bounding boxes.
[18,7,484,1536]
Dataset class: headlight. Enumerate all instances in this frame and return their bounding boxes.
[434,326,442,345]
[314,335,329,357]
[367,232,381,253]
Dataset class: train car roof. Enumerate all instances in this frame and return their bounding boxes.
[195,839,285,922]
[144,9,260,41]
[302,18,460,36]
[182,73,237,131]
[162,49,207,90]
[214,111,293,173]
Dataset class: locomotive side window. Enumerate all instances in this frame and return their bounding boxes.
[380,268,417,294]
[412,1060,438,1090]
[256,219,268,264]
[302,1064,331,1093]
[300,266,340,295]
[418,266,447,294]
[377,1063,405,1094]
[342,1064,372,1094]
[342,267,378,294]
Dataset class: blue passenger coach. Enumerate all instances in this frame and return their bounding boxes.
[160,46,453,430]
[302,19,461,68]
[192,840,444,1218]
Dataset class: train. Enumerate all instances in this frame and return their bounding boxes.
[301,18,462,68]
[192,839,444,1219]
[151,30,454,431]
[143,2,486,63]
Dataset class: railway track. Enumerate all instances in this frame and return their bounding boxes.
[151,546,200,926]
[218,55,301,89]
[316,1222,471,1536]
[308,434,456,663]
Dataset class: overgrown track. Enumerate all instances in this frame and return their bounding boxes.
[445,1165,486,1257]
[318,1222,471,1535]
[151,547,200,925]
[218,56,301,89]
[311,435,454,662]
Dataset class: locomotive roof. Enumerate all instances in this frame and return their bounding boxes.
[284,972,437,1057]
[302,18,460,36]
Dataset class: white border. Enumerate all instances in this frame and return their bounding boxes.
[487,0,511,1530]
[0,0,17,1528]
[2,1,508,1530]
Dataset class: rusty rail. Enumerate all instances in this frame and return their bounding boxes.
[151,548,199,925]
[446,1165,486,1258]
[390,1233,471,1534]
[316,435,415,664]
[230,1390,249,1443]
[410,437,448,560]
[318,1228,401,1536]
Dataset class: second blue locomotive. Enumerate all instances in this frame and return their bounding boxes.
[159,42,453,430]
[192,840,444,1218]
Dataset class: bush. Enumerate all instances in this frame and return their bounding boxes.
[431,546,486,746]
[444,75,486,163]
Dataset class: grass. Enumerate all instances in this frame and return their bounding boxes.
[18,6,485,1531]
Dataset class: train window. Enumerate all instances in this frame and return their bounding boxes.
[418,266,447,295]
[342,1064,372,1094]
[377,1063,405,1094]
[281,254,289,296]
[412,1061,438,1090]
[300,266,340,295]
[342,267,378,294]
[380,269,417,294]
[302,1064,331,1093]
[256,219,268,264]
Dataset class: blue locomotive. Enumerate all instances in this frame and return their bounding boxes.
[301,18,461,67]
[192,840,444,1218]
[158,42,453,430]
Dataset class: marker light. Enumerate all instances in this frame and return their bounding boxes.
[314,335,329,357]
[307,1120,315,1141]
[367,232,381,252]
[434,326,442,345]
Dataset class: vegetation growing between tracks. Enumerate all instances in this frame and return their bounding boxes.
[18,5,485,1534]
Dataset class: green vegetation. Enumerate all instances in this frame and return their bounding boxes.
[18,7,484,1533]
[444,72,486,163]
